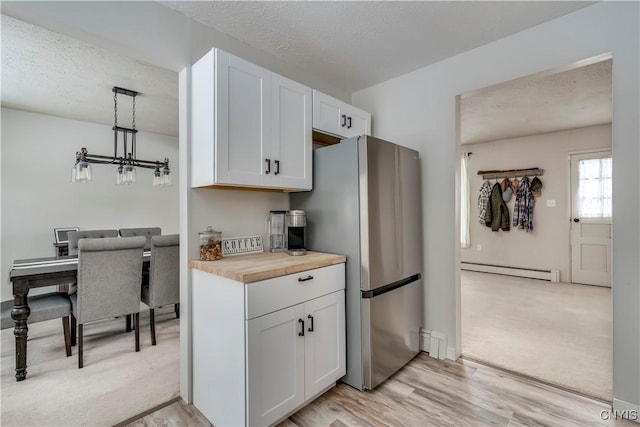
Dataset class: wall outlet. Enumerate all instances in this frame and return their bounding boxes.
[546,199,557,207]
[476,244,482,251]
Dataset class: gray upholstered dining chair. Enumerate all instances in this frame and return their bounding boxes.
[1,293,72,357]
[141,234,179,345]
[71,236,146,368]
[67,229,119,256]
[118,227,162,250]
[66,229,120,342]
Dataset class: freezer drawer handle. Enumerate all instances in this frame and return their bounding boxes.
[298,318,305,336]
[307,315,314,332]
[361,273,422,298]
[298,275,314,282]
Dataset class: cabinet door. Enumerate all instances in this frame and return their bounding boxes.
[343,105,371,138]
[304,290,346,400]
[312,90,343,137]
[216,50,271,187]
[247,304,305,427]
[271,75,312,190]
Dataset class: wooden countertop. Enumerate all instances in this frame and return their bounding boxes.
[189,251,346,283]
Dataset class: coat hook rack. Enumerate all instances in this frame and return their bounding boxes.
[477,168,543,180]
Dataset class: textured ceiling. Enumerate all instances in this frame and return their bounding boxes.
[460,58,612,145]
[160,1,594,93]
[1,2,600,141]
[1,15,178,137]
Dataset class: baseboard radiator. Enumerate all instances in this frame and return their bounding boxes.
[461,262,560,282]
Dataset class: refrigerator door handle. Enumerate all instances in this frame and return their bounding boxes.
[361,273,421,299]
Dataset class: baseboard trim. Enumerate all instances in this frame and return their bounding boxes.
[612,399,640,423]
[461,262,559,282]
[420,329,430,352]
[420,328,457,361]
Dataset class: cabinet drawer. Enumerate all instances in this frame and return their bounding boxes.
[245,263,345,319]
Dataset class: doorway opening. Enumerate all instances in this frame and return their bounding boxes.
[457,54,613,401]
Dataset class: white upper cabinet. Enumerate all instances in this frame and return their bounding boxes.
[312,90,371,139]
[191,49,312,191]
[216,50,271,187]
[271,74,312,190]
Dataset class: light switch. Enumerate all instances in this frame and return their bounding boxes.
[546,199,556,207]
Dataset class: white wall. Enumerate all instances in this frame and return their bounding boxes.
[353,2,639,410]
[461,124,611,282]
[0,108,179,300]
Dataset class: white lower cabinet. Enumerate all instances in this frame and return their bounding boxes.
[192,263,345,427]
[247,291,345,426]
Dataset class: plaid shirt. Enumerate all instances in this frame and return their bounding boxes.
[477,181,493,225]
[513,177,535,231]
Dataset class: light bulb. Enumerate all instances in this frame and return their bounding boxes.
[162,171,171,186]
[123,165,136,185]
[161,165,171,186]
[77,161,92,183]
[153,168,162,187]
[71,164,78,183]
[116,165,124,185]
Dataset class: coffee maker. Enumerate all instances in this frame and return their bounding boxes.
[286,210,307,256]
[267,210,286,252]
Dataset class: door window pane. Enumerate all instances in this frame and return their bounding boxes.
[578,157,612,218]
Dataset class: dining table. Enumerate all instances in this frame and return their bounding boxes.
[8,251,150,381]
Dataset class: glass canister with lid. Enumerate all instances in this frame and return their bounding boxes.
[199,226,223,261]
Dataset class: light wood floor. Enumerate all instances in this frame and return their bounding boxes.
[125,353,636,426]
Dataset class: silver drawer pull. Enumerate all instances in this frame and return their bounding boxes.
[298,275,314,282]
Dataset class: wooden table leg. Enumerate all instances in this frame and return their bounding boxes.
[11,285,30,381]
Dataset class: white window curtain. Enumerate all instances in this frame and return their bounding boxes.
[578,157,612,218]
[460,153,470,248]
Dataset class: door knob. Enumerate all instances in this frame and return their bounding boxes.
[573,218,580,223]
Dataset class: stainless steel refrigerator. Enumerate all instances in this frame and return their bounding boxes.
[290,135,423,390]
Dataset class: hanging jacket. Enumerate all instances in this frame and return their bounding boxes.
[513,176,535,231]
[478,180,492,225]
[489,182,510,232]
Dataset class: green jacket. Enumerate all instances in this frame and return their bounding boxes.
[490,183,510,232]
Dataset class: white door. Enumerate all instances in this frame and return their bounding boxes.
[216,50,271,187]
[303,291,346,400]
[570,151,612,287]
[312,90,343,137]
[247,304,305,427]
[271,74,312,190]
[342,105,371,138]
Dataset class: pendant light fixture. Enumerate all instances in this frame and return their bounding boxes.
[72,87,171,186]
